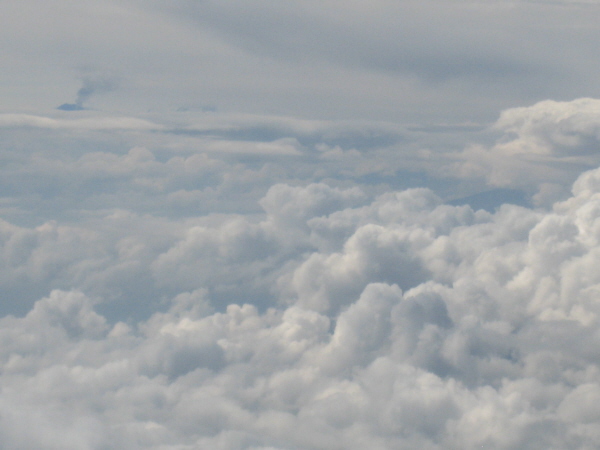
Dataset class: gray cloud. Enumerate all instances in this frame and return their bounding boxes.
[4,0,600,122]
[75,76,117,107]
[58,76,118,111]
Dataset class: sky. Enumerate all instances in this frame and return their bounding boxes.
[3,0,600,448]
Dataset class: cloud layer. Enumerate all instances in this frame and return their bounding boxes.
[3,151,600,447]
[4,0,600,121]
[4,1,600,446]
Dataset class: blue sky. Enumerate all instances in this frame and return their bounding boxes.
[3,1,600,448]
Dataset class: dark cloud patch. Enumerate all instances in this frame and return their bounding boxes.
[57,76,117,111]
[57,102,85,111]
[75,76,117,107]
[162,0,571,89]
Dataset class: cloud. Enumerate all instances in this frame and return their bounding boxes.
[0,113,160,130]
[57,76,118,111]
[6,0,600,446]
[4,98,600,228]
[5,0,600,123]
[75,76,117,107]
[162,0,537,82]
[457,98,600,205]
[1,161,600,446]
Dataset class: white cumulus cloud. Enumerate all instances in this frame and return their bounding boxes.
[1,159,600,447]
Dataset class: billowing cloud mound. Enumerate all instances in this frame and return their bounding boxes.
[3,163,600,448]
[459,98,600,205]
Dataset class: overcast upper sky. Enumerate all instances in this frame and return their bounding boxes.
[4,1,600,449]
[4,0,600,121]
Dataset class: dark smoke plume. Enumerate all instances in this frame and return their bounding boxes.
[58,76,117,111]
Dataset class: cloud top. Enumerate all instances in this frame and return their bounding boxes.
[2,161,600,447]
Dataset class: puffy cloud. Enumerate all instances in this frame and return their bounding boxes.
[1,162,600,447]
[458,98,600,204]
